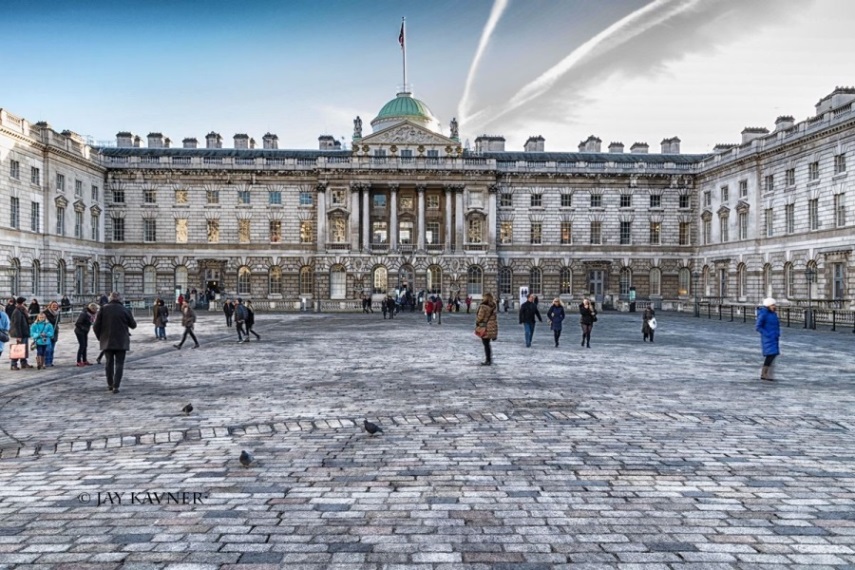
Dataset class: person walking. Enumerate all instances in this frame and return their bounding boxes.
[642,306,656,342]
[43,301,60,367]
[546,298,566,347]
[519,294,543,348]
[244,300,261,341]
[756,297,780,382]
[424,296,434,324]
[0,308,9,360]
[434,295,443,324]
[29,313,55,370]
[579,298,597,348]
[465,295,472,314]
[223,298,234,327]
[92,292,137,393]
[153,298,169,340]
[475,292,499,365]
[234,298,248,343]
[74,303,98,366]
[9,297,33,369]
[173,300,200,350]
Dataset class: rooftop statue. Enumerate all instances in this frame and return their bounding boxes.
[353,116,363,139]
[450,117,459,140]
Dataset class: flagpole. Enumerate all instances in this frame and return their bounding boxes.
[401,17,407,92]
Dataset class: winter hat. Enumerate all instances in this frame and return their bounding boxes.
[763,297,776,307]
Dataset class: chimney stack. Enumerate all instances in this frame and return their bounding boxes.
[524,136,545,152]
[262,133,278,149]
[205,132,222,149]
[116,132,134,148]
[630,142,648,154]
[608,141,624,153]
[182,137,198,149]
[741,127,769,144]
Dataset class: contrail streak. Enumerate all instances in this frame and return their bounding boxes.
[465,0,703,130]
[458,0,510,127]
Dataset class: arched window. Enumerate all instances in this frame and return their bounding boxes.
[57,260,67,295]
[559,267,572,295]
[330,265,346,299]
[299,266,314,295]
[807,260,818,298]
[719,268,728,298]
[91,262,99,295]
[702,265,710,297]
[10,258,21,295]
[75,264,86,296]
[498,267,513,296]
[32,260,41,297]
[467,265,483,296]
[784,262,794,299]
[111,264,125,294]
[619,267,632,296]
[143,265,157,296]
[238,266,252,295]
[174,266,188,293]
[649,268,661,296]
[427,265,442,294]
[372,266,387,294]
[737,263,747,299]
[529,267,542,295]
[268,266,282,295]
[763,264,773,298]
[678,268,691,296]
[398,264,414,290]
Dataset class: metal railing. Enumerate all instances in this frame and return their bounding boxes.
[695,301,855,332]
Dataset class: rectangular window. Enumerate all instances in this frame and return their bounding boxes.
[679,194,690,209]
[10,160,20,179]
[75,211,83,238]
[590,194,602,208]
[30,202,40,232]
[764,208,774,237]
[834,153,847,175]
[427,195,440,209]
[237,190,251,205]
[75,179,83,197]
[835,193,846,227]
[31,166,40,185]
[764,174,774,193]
[426,221,440,244]
[649,222,661,245]
[206,188,219,204]
[529,222,542,245]
[143,218,156,242]
[620,195,632,208]
[206,219,219,243]
[530,193,542,208]
[499,221,513,244]
[10,197,20,229]
[372,194,386,209]
[786,203,795,234]
[238,219,251,243]
[400,149,413,159]
[144,188,156,203]
[720,185,729,203]
[719,217,728,243]
[560,221,572,245]
[679,222,691,245]
[56,206,65,235]
[300,191,314,207]
[703,191,711,207]
[499,193,513,207]
[300,220,315,243]
[786,168,795,187]
[739,212,748,240]
[703,219,711,245]
[649,194,661,208]
[739,179,748,197]
[808,198,819,230]
[589,221,602,245]
[331,189,345,206]
[560,194,572,208]
[833,262,845,300]
[112,188,125,203]
[269,220,281,243]
[112,217,125,242]
[268,190,282,205]
[91,214,99,241]
[56,173,65,192]
[808,161,819,181]
[620,221,632,245]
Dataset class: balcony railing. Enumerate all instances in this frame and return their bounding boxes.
[425,243,444,252]
[464,243,488,251]
[370,242,389,252]
[326,242,350,251]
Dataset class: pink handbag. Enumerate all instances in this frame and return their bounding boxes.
[9,342,28,360]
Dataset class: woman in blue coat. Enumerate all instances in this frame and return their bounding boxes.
[546,298,566,347]
[755,297,780,381]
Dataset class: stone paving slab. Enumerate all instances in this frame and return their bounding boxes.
[0,309,853,568]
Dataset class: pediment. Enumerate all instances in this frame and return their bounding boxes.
[716,205,730,216]
[735,199,751,214]
[361,121,456,147]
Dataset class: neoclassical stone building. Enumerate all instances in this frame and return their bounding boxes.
[1,86,853,308]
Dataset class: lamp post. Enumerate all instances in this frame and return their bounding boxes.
[805,266,816,329]
[692,270,700,318]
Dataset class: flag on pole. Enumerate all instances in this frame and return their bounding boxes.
[399,22,405,49]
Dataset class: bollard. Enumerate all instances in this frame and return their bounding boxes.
[730,306,734,322]
[718,305,723,320]
[743,308,747,323]
[707,304,711,319]
[832,310,836,331]
[786,308,790,328]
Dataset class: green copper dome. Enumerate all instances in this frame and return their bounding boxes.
[371,92,440,133]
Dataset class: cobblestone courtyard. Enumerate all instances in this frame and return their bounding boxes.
[0,309,853,569]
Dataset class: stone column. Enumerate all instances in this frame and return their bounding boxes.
[315,182,327,252]
[350,185,360,251]
[362,185,370,252]
[454,185,465,252]
[416,185,426,251]
[389,184,398,251]
[487,184,498,252]
[444,186,453,252]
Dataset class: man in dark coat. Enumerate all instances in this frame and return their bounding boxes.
[5,298,16,318]
[93,292,137,393]
[519,294,543,348]
[234,298,249,343]
[9,297,33,369]
[223,298,234,327]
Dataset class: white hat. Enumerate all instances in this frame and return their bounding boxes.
[763,297,776,307]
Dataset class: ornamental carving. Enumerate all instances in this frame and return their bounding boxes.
[368,124,451,145]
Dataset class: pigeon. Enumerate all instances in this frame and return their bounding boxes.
[182,403,193,415]
[239,450,253,468]
[363,420,383,435]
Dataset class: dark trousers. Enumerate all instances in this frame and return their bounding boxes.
[104,350,127,389]
[763,354,777,367]
[246,325,260,340]
[225,313,233,327]
[481,338,492,363]
[178,326,198,348]
[553,329,561,346]
[236,322,246,340]
[76,331,88,363]
[581,324,593,346]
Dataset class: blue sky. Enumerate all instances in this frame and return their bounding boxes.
[2,0,853,153]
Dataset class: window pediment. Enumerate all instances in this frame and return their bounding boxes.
[735,200,750,214]
[717,205,730,217]
[54,195,69,209]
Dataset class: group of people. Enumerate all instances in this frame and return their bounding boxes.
[221,298,261,343]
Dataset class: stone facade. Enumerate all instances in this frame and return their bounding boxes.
[1,86,853,308]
